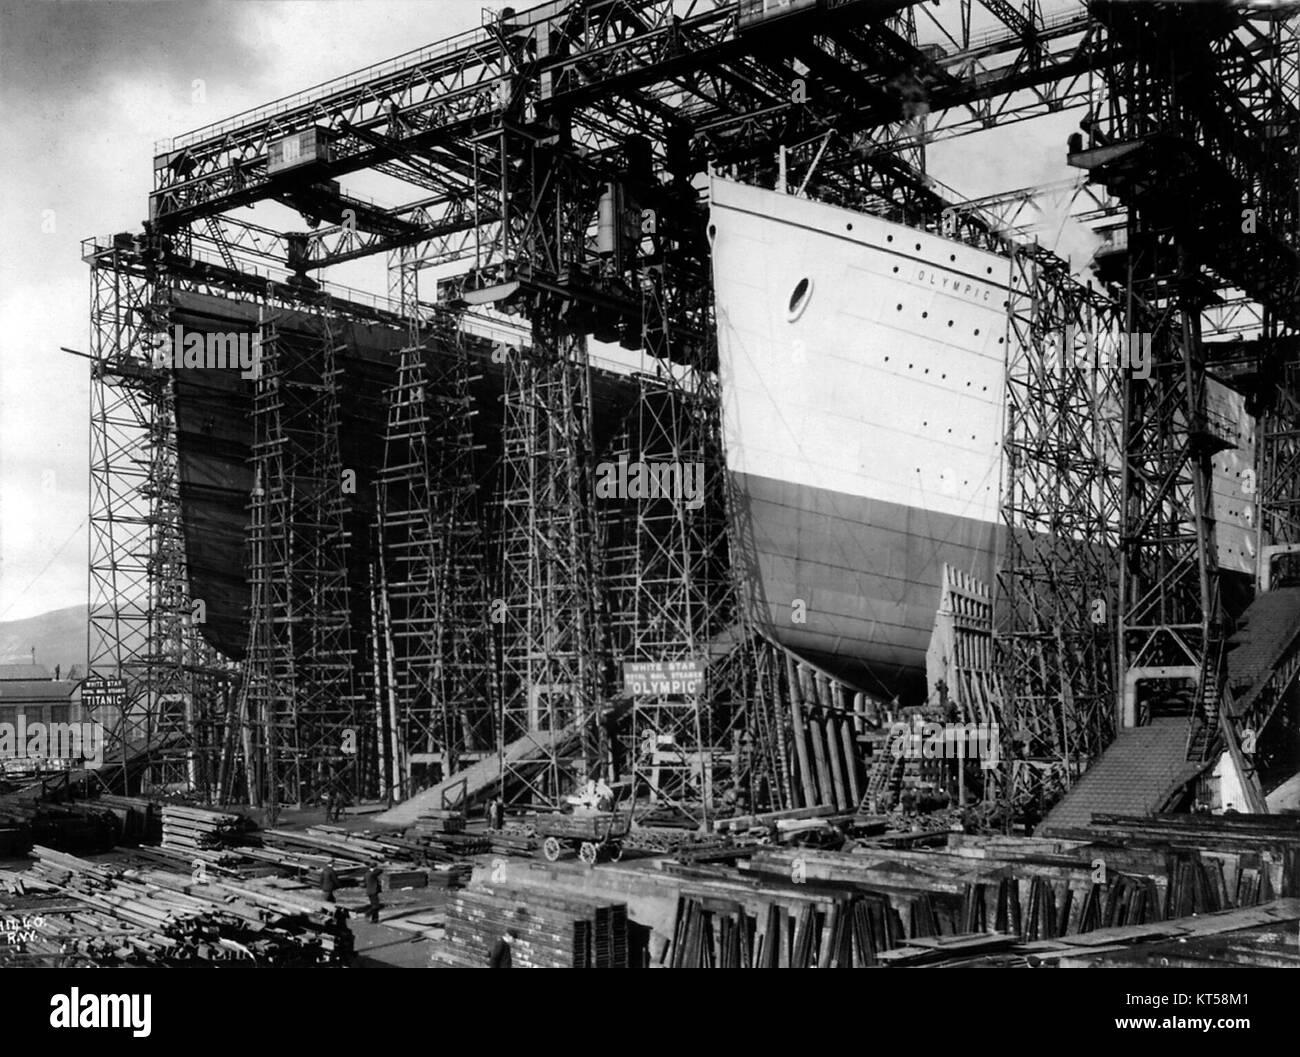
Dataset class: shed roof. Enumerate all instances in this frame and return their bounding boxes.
[0,663,53,681]
[0,680,77,704]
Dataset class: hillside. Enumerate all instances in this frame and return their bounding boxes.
[0,604,87,673]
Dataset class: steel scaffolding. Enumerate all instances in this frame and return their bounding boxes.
[85,235,229,793]
[1081,2,1299,789]
[373,318,493,801]
[998,244,1122,784]
[231,308,362,817]
[621,267,736,821]
[78,1,1295,821]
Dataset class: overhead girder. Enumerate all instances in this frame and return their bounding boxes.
[941,174,1120,240]
[1089,0,1300,328]
[696,20,1105,161]
[148,2,1110,269]
[981,0,1038,41]
[143,0,1294,311]
[192,195,493,274]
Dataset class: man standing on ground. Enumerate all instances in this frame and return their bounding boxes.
[364,865,382,923]
[488,929,516,968]
[320,861,338,904]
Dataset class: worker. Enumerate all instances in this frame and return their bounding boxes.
[488,797,504,831]
[320,861,338,904]
[487,929,516,968]
[332,785,351,822]
[364,865,383,923]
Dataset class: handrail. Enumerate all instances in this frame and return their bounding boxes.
[155,21,498,153]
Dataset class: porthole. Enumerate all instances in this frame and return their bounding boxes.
[787,277,813,321]
[707,223,717,243]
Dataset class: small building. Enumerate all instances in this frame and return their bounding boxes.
[0,663,84,774]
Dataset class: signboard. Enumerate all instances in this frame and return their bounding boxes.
[80,677,128,707]
[623,660,705,697]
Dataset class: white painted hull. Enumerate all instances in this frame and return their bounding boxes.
[709,178,1255,695]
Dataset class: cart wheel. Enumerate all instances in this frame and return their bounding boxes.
[579,841,598,866]
[608,842,624,863]
[543,836,562,862]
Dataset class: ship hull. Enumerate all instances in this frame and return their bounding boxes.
[710,177,1013,692]
[709,178,1255,697]
[732,468,999,695]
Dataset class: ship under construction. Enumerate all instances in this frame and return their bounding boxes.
[78,0,1300,836]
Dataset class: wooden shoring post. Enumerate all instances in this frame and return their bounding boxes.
[785,653,816,807]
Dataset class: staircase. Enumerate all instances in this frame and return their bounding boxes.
[1186,648,1223,763]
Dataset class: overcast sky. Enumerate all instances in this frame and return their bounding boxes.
[0,0,1084,624]
[0,0,500,622]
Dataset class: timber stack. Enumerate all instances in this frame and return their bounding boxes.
[412,809,464,836]
[0,795,117,854]
[433,882,629,968]
[13,846,353,966]
[160,805,253,855]
[94,795,161,844]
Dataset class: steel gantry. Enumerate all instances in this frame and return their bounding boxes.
[84,231,233,793]
[85,0,1299,817]
[1073,2,1299,790]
